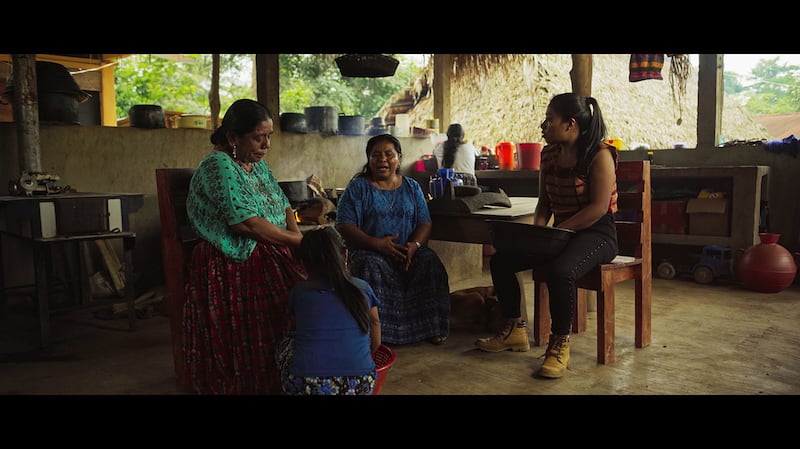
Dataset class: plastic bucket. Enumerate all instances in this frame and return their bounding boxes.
[495,142,516,170]
[518,142,543,170]
[372,344,396,395]
[394,113,410,137]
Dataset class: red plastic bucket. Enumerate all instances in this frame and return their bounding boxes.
[518,143,542,170]
[372,344,396,395]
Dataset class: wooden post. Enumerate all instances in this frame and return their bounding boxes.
[570,53,596,310]
[570,54,593,97]
[255,54,280,126]
[10,54,42,174]
[209,54,221,129]
[433,54,452,132]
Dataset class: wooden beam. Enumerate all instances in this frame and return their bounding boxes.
[433,54,452,133]
[99,64,117,126]
[570,54,593,96]
[255,54,280,125]
[209,54,221,129]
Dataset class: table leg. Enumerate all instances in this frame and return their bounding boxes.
[124,237,136,331]
[33,242,51,351]
[0,233,6,319]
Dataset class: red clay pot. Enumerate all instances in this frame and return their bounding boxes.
[737,233,797,293]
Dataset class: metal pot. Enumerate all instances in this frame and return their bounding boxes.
[175,114,208,129]
[280,112,307,133]
[278,180,312,204]
[129,104,166,129]
[338,115,365,135]
[304,106,338,135]
[39,92,80,125]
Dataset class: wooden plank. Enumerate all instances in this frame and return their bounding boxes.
[95,239,125,296]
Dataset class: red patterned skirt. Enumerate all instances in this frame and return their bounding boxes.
[182,240,307,394]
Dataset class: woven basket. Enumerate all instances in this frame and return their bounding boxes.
[335,54,399,78]
[372,344,396,395]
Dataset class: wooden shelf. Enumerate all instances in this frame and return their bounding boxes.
[477,165,770,251]
[653,233,730,247]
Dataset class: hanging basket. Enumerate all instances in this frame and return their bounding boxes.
[335,54,399,78]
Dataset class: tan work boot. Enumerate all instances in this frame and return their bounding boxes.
[536,334,570,378]
[475,320,530,352]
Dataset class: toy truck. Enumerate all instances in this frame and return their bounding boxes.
[656,245,733,284]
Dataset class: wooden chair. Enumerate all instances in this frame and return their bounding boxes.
[155,168,199,392]
[532,160,652,364]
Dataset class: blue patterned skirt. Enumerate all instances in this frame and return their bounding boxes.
[348,246,450,344]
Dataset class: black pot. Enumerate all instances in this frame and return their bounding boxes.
[39,92,80,125]
[280,112,307,133]
[278,180,312,204]
[129,104,166,129]
[338,115,365,135]
[304,106,338,135]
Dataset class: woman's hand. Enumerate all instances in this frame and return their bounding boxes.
[375,234,407,265]
[402,241,420,271]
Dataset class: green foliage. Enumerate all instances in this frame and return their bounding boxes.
[725,56,800,115]
[278,54,419,118]
[115,54,421,122]
[114,54,254,120]
[723,72,744,95]
[745,58,800,114]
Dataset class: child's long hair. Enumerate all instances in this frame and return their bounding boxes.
[297,226,372,333]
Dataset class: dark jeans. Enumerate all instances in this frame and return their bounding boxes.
[489,213,618,336]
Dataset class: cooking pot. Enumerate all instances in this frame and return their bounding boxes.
[278,180,312,204]
[39,92,80,125]
[304,106,338,135]
[280,112,307,133]
[175,114,208,129]
[338,115,365,135]
[3,61,91,104]
[129,104,166,129]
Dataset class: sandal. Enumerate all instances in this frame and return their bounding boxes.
[426,336,447,345]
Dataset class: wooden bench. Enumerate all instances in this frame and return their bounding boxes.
[532,160,652,364]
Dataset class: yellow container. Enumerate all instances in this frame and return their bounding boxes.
[605,138,624,150]
[426,118,440,132]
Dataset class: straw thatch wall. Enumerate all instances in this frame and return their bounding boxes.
[379,54,770,150]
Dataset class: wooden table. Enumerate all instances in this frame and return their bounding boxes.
[0,193,144,351]
[429,196,538,243]
[429,197,538,322]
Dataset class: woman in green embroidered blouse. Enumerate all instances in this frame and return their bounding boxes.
[183,99,308,394]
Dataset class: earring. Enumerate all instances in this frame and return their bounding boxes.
[232,145,238,160]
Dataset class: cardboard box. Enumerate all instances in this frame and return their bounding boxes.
[686,198,730,236]
[652,200,688,234]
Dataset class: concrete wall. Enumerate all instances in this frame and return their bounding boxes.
[1,124,798,292]
[0,124,479,291]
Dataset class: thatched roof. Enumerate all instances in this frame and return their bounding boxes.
[379,54,770,150]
